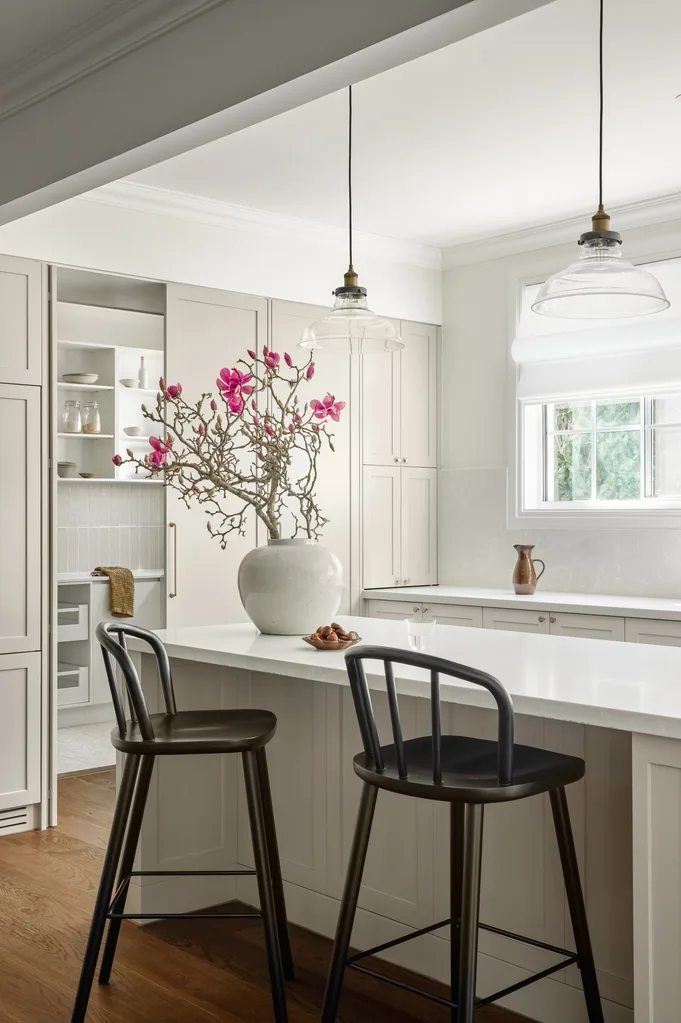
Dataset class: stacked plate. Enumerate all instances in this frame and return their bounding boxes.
[62,373,99,385]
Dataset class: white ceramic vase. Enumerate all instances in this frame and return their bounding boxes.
[237,538,344,635]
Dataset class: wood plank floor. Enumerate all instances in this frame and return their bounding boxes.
[0,771,529,1022]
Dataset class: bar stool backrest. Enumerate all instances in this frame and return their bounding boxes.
[344,645,516,786]
[95,621,177,741]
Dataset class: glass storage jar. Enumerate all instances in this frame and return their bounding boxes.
[61,400,82,433]
[82,401,101,434]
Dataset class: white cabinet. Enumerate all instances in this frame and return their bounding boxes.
[0,653,41,810]
[362,466,437,589]
[482,606,550,634]
[0,384,41,655]
[550,612,625,642]
[165,284,266,628]
[625,617,681,647]
[399,321,437,468]
[0,255,43,386]
[422,604,483,628]
[367,599,422,621]
[362,320,437,468]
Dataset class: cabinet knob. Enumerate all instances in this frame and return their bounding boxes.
[394,457,399,463]
[423,607,429,614]
[403,458,409,463]
[550,616,556,624]
[538,615,546,623]
[413,606,420,613]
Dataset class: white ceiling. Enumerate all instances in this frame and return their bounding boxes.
[129,0,681,249]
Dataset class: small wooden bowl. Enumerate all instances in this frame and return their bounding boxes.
[303,635,362,651]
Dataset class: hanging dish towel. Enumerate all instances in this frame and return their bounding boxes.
[92,567,135,618]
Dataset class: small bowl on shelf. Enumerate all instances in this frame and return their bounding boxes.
[79,472,96,479]
[123,426,144,437]
[119,378,137,389]
[62,372,99,385]
[57,462,78,478]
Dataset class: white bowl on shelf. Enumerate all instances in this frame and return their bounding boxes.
[57,462,78,478]
[123,426,144,437]
[62,372,99,385]
[119,378,137,388]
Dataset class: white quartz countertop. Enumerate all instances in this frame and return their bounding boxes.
[58,569,164,584]
[363,585,681,622]
[143,616,681,739]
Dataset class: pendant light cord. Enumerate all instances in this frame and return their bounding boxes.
[598,0,604,209]
[348,85,353,268]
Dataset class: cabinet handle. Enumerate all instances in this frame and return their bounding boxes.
[394,457,400,463]
[403,458,409,463]
[423,607,429,614]
[538,615,546,623]
[550,616,556,624]
[413,606,420,613]
[168,522,178,598]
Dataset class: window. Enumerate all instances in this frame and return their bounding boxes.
[522,394,681,511]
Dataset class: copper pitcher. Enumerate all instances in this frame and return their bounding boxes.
[512,544,545,595]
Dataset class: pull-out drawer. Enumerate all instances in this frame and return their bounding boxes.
[57,602,88,642]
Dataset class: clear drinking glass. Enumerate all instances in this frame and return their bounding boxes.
[61,400,82,433]
[404,618,436,652]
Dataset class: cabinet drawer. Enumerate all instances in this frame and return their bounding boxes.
[423,604,482,629]
[625,618,681,647]
[57,663,89,706]
[550,612,625,642]
[482,606,550,634]
[57,602,89,642]
[366,599,422,621]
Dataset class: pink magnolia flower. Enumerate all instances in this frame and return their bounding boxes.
[159,376,166,390]
[257,452,265,461]
[210,399,217,412]
[263,346,269,357]
[148,435,171,468]
[251,398,257,411]
[306,363,315,380]
[216,368,253,415]
[112,454,123,466]
[265,351,280,370]
[192,484,200,493]
[294,413,302,423]
[166,383,182,400]
[284,352,293,367]
[247,349,257,360]
[310,393,346,423]
[288,423,295,433]
[264,423,275,437]
[198,424,205,435]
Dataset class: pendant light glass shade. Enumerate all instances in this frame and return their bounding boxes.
[534,0,669,320]
[532,234,671,319]
[298,86,403,354]
[299,286,402,353]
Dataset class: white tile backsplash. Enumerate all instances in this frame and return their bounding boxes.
[58,483,163,572]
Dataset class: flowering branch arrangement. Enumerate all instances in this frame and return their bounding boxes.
[113,348,345,546]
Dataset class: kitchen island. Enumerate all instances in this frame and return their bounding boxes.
[127,616,681,1023]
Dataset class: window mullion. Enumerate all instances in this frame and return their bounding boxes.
[591,399,597,501]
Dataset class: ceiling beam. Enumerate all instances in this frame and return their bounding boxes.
[0,0,553,225]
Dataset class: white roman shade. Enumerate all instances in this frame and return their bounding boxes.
[513,256,681,401]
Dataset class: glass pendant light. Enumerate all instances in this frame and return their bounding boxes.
[532,0,669,319]
[299,87,403,353]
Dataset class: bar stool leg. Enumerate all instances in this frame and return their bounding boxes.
[255,746,295,981]
[321,783,378,1023]
[457,803,484,1023]
[550,787,604,1023]
[99,754,155,985]
[71,754,140,1023]
[243,750,288,1023]
[450,802,465,1020]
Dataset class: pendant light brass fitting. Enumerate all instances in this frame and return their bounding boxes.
[333,263,367,298]
[578,204,622,246]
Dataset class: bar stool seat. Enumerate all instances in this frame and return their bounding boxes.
[354,734,585,802]
[111,708,277,755]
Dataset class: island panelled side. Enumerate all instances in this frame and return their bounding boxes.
[130,653,632,1023]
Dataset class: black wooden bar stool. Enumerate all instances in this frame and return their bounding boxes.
[322,646,604,1023]
[71,622,293,1023]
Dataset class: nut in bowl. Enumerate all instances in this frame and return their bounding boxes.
[303,623,361,651]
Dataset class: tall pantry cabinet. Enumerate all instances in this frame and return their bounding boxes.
[362,321,438,589]
[0,255,46,831]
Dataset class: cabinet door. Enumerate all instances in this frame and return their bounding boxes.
[362,465,401,588]
[401,467,437,586]
[361,344,400,465]
[271,300,352,612]
[0,652,40,810]
[625,617,681,647]
[550,612,624,642]
[399,321,437,467]
[366,599,423,620]
[0,385,41,654]
[482,606,550,634]
[423,604,482,628]
[0,255,43,386]
[166,285,266,628]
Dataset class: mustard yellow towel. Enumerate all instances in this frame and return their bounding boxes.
[92,567,135,618]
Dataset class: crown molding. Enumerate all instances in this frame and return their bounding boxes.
[0,0,226,120]
[442,190,681,269]
[81,180,443,272]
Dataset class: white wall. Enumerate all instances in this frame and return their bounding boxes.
[0,190,441,325]
[440,215,681,598]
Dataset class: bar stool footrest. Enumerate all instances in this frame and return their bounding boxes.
[106,868,259,919]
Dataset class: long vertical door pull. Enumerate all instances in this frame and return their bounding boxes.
[168,522,177,598]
